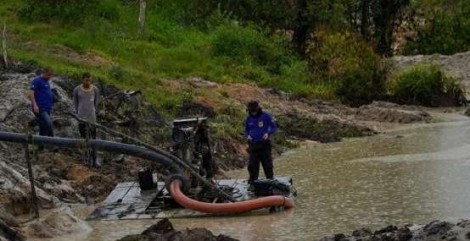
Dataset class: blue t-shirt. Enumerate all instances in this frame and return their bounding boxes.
[244,111,277,143]
[31,76,53,112]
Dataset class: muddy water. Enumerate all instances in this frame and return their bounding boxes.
[44,113,470,241]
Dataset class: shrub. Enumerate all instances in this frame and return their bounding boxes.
[18,0,120,25]
[307,29,386,106]
[211,24,290,73]
[389,64,465,106]
[404,1,470,55]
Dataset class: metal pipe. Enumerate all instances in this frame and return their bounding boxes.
[0,131,182,174]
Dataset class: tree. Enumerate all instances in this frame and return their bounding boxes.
[354,0,410,56]
[292,0,310,54]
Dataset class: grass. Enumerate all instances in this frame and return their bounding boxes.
[389,64,465,106]
[3,0,337,110]
[2,0,342,150]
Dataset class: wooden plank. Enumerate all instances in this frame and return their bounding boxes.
[89,177,294,221]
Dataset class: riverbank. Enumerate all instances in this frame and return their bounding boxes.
[0,62,437,240]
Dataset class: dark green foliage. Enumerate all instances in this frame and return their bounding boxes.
[390,64,465,106]
[18,0,120,25]
[211,24,291,73]
[404,1,470,55]
[372,0,410,56]
[108,65,128,82]
[307,30,386,106]
[349,0,410,56]
[336,65,388,107]
[155,0,295,29]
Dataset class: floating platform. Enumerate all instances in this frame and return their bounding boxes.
[87,177,293,220]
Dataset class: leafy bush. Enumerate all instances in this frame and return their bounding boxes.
[307,29,386,106]
[389,64,465,106]
[404,1,470,55]
[211,24,290,73]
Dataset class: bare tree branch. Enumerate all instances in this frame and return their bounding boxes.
[139,0,146,36]
[2,21,7,67]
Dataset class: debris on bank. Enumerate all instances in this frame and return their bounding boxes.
[319,220,470,241]
[116,218,238,241]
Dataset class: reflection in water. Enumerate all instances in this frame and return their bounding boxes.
[41,118,470,241]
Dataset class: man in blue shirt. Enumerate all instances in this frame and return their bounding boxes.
[244,101,277,184]
[28,69,54,137]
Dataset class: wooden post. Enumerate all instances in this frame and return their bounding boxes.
[2,21,7,67]
[24,143,39,219]
[139,0,146,36]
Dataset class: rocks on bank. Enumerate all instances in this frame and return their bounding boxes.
[117,218,238,241]
[320,220,470,241]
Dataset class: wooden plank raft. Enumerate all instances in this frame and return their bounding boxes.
[87,177,293,220]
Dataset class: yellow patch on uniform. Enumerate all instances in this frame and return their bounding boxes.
[258,121,264,128]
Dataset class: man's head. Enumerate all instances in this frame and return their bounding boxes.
[42,68,53,80]
[82,72,92,88]
[247,101,261,115]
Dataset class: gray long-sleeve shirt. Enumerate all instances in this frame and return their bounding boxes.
[73,85,99,123]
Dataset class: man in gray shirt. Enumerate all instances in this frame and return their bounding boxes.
[73,72,100,168]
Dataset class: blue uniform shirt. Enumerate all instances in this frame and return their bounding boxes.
[31,76,53,113]
[245,111,277,143]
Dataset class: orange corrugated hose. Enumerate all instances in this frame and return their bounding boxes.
[169,179,295,214]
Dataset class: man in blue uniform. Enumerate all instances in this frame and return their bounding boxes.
[244,101,277,184]
[29,69,54,137]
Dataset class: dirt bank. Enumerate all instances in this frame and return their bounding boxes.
[116,218,237,241]
[0,62,433,240]
[320,220,470,241]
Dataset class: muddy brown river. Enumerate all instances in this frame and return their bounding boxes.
[39,112,470,241]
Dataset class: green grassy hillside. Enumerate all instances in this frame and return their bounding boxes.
[1,0,325,111]
[1,0,467,110]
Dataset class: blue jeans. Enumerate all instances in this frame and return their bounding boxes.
[36,110,54,137]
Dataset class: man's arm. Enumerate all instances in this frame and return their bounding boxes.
[29,79,39,113]
[94,87,100,110]
[267,114,277,135]
[244,118,252,141]
[28,91,39,113]
[244,118,250,136]
[72,87,79,113]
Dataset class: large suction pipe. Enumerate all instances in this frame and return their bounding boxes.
[169,179,295,214]
[0,131,182,174]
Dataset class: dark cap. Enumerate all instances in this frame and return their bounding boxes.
[247,101,260,112]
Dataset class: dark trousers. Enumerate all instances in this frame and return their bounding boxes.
[201,152,214,179]
[79,123,97,167]
[36,110,54,137]
[248,141,273,182]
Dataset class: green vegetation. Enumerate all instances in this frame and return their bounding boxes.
[6,0,322,104]
[307,29,386,106]
[389,64,465,106]
[404,0,470,55]
[1,0,467,111]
